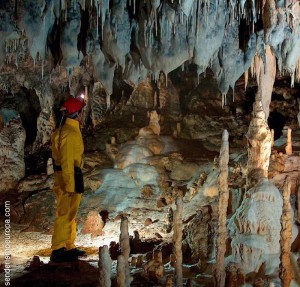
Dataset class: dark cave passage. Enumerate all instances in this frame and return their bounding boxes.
[268,110,287,140]
[0,88,41,146]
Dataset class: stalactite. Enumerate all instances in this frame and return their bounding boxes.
[244,69,248,91]
[291,70,295,88]
[285,128,292,155]
[257,45,276,119]
[173,195,183,287]
[213,130,229,287]
[106,94,111,110]
[279,179,293,287]
[98,245,112,287]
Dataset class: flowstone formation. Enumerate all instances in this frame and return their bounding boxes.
[228,169,284,275]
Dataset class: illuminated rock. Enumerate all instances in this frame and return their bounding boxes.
[0,115,25,192]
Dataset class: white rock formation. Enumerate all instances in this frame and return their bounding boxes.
[254,46,276,119]
[228,170,283,274]
[114,110,164,169]
[0,116,26,192]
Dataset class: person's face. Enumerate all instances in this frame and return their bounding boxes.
[77,110,84,125]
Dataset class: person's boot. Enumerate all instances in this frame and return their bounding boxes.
[50,247,78,262]
[67,248,87,257]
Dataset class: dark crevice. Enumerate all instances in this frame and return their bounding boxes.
[77,6,89,56]
[0,88,41,146]
[47,20,62,68]
[268,110,287,140]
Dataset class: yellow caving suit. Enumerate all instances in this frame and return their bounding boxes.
[51,117,84,251]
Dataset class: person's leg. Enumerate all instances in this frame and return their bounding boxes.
[65,193,82,250]
[51,191,74,250]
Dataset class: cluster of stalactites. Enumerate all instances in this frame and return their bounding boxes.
[1,0,300,102]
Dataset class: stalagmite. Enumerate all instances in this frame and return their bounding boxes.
[46,158,54,175]
[246,98,272,183]
[117,255,126,287]
[132,114,135,123]
[271,129,274,148]
[297,99,300,129]
[213,130,229,287]
[98,245,112,287]
[165,275,174,287]
[176,122,181,135]
[144,249,164,281]
[279,179,293,287]
[111,137,116,144]
[119,217,131,287]
[285,128,292,155]
[298,186,300,224]
[173,195,183,287]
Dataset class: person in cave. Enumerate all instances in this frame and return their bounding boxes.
[50,97,86,262]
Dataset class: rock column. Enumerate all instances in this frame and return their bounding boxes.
[98,245,112,287]
[213,130,229,287]
[119,217,131,287]
[254,45,276,119]
[246,99,272,185]
[173,195,183,287]
[117,255,126,287]
[279,179,293,287]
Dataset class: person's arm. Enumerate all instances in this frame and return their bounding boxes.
[60,133,75,193]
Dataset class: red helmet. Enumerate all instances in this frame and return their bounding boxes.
[62,97,86,115]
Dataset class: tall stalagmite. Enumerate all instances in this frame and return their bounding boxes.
[173,195,183,287]
[119,217,131,287]
[117,255,126,287]
[213,130,229,287]
[246,99,272,184]
[98,245,112,287]
[279,179,293,287]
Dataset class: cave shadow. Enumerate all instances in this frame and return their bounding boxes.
[9,259,98,287]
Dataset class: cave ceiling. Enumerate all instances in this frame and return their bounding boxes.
[0,0,299,98]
